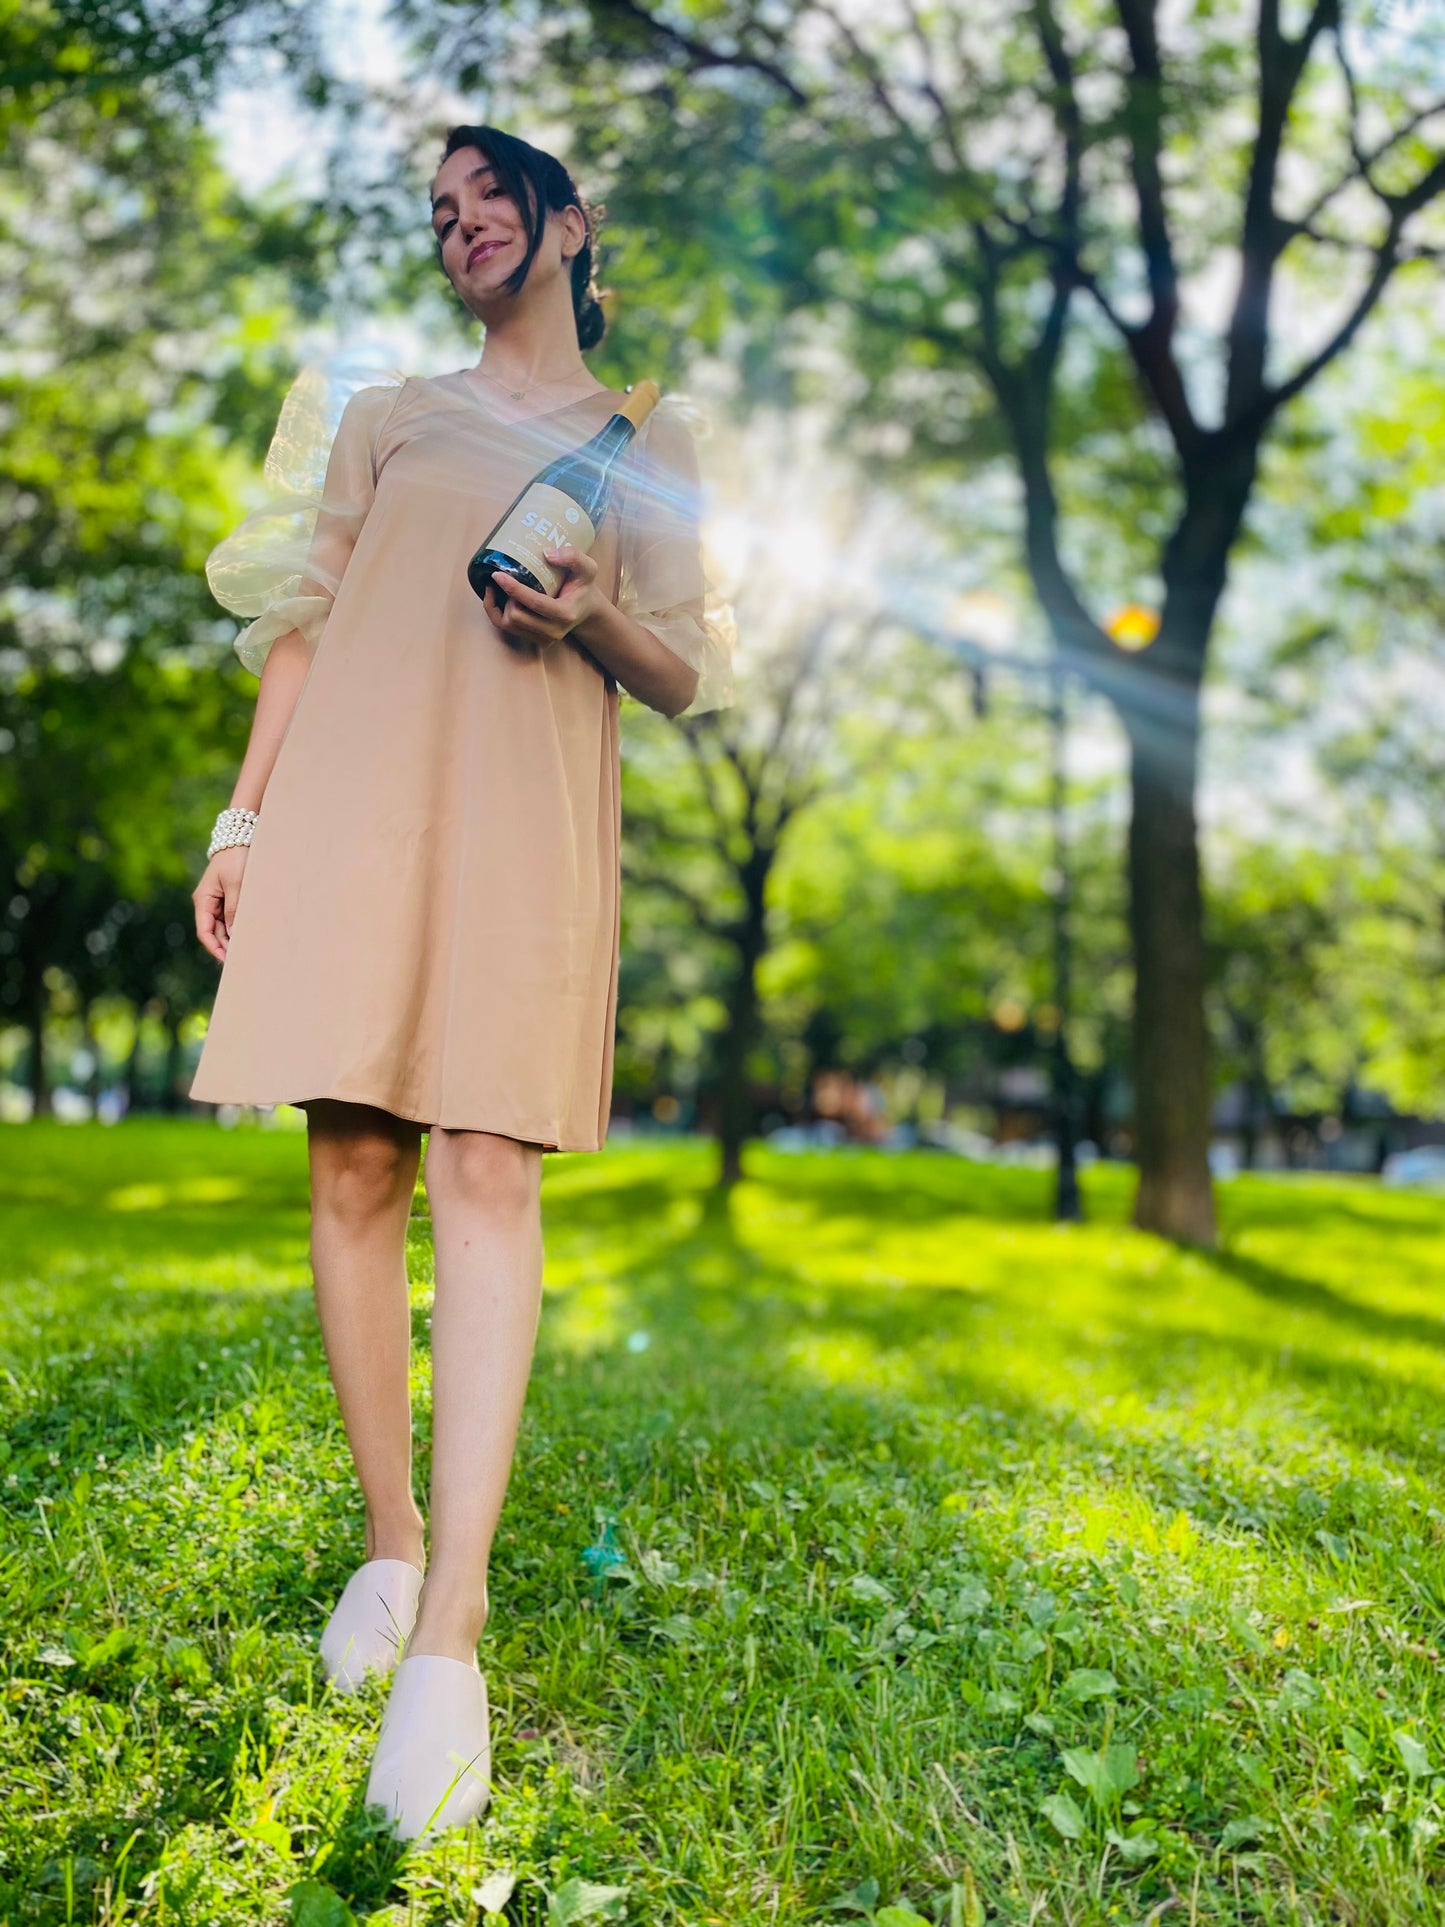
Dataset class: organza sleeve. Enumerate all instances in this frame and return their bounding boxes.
[204,364,404,677]
[615,398,737,718]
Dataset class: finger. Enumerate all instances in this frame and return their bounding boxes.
[491,569,557,612]
[195,889,225,963]
[544,543,598,581]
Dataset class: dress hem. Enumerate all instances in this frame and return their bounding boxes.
[187,1083,591,1153]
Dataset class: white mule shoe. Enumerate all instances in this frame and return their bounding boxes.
[319,1559,424,1693]
[364,1653,491,1841]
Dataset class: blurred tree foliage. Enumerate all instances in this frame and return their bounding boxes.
[0,33,340,1111]
[5,0,1440,1179]
[382,0,1444,1241]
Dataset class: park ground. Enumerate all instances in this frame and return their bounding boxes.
[3,1123,1445,1926]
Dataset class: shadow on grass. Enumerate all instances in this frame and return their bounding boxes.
[8,1127,1445,1922]
[1207,1245,1445,1354]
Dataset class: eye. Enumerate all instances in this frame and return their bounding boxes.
[436,218,454,239]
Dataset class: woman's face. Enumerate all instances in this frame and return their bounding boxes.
[429,146,581,321]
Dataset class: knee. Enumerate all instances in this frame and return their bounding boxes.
[424,1129,539,1221]
[312,1133,417,1226]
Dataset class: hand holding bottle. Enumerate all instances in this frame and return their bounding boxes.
[481,542,605,650]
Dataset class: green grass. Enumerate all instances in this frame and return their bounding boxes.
[3,1122,1445,1925]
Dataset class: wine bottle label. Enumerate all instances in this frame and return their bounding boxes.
[487,483,597,594]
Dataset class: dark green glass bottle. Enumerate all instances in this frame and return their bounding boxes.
[468,380,661,607]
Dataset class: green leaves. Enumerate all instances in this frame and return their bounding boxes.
[1058,1668,1118,1703]
[1040,1790,1086,1840]
[288,1883,355,1927]
[1044,1734,1146,1855]
[1395,1731,1432,1782]
[1059,1741,1139,1812]
[547,1878,630,1925]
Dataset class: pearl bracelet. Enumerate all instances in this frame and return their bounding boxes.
[207,806,259,861]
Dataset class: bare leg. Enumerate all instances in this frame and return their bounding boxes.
[305,1099,427,1573]
[407,1127,546,1662]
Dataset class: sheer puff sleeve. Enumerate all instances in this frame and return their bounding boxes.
[615,396,737,718]
[204,359,405,677]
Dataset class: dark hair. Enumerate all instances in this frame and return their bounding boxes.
[434,125,608,351]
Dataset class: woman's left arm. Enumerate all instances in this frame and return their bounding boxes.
[478,404,730,720]
[479,552,697,717]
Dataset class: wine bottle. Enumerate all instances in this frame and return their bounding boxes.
[468,380,662,607]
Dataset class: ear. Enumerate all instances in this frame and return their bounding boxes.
[557,202,589,263]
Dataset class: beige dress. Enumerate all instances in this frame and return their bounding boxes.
[188,363,734,1150]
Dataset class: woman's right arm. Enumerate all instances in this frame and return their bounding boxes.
[191,378,399,965]
[192,627,310,962]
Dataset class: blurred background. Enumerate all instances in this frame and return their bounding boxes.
[3,0,1443,1245]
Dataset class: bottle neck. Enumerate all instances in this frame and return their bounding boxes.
[588,415,642,465]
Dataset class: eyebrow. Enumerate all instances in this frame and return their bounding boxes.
[430,163,496,217]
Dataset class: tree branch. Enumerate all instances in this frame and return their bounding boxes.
[899,0,969,173]
[812,1,927,147]
[1107,0,1205,457]
[589,0,809,105]
[1223,0,1342,428]
[1259,150,1445,422]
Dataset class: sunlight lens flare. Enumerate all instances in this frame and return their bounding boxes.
[1106,604,1161,652]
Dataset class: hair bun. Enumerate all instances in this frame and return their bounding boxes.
[576,290,607,352]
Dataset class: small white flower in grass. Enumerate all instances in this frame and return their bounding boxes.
[626,1330,651,1352]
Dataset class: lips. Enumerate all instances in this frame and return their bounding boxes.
[467,239,505,269]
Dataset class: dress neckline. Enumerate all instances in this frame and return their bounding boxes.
[431,368,628,428]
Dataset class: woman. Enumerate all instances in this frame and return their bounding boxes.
[188,124,734,1842]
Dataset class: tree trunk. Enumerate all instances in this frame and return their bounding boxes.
[716,956,761,1187]
[28,967,51,1120]
[84,1001,104,1109]
[1125,694,1218,1245]
[160,1011,183,1114]
[123,1010,144,1114]
[715,856,772,1188]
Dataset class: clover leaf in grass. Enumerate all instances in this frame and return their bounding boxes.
[821,1876,880,1914]
[546,1877,629,1924]
[1058,1667,1118,1703]
[1274,1668,1318,1715]
[849,1573,893,1605]
[1396,1730,1432,1781]
[1061,1742,1138,1810]
[471,1872,517,1913]
[954,1577,990,1616]
[1105,1826,1159,1866]
[288,1883,356,1927]
[1041,1790,1087,1839]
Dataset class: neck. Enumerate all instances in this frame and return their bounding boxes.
[473,294,590,388]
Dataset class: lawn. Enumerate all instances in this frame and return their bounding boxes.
[3,1121,1445,1926]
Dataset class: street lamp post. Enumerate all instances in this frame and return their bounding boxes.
[939,593,1085,1226]
[1047,667,1083,1222]
[911,592,1162,1225]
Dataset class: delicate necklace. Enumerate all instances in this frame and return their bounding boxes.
[473,364,600,403]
